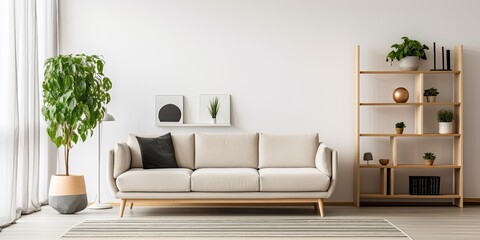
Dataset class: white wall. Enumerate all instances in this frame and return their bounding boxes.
[59,0,480,203]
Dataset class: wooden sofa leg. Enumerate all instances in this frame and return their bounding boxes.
[119,199,127,218]
[129,202,134,209]
[317,199,325,217]
[313,203,318,212]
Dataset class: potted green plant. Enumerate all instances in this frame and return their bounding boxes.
[386,36,429,71]
[395,122,406,134]
[42,54,112,214]
[423,87,439,103]
[437,109,454,134]
[423,152,436,166]
[208,97,219,124]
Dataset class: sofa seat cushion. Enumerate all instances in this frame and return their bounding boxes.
[259,168,330,192]
[191,168,259,192]
[116,168,192,192]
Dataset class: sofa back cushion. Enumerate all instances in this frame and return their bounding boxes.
[127,133,195,169]
[259,133,318,168]
[195,133,258,168]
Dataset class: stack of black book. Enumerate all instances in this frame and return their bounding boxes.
[409,176,440,195]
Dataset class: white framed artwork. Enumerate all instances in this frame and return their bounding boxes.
[199,94,230,124]
[155,95,183,125]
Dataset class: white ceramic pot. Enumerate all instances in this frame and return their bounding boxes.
[211,118,217,124]
[439,122,453,134]
[399,56,420,71]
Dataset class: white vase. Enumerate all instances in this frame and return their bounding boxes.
[399,56,420,71]
[211,118,216,124]
[439,122,453,134]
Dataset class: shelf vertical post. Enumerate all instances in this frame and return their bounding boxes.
[380,168,388,195]
[389,136,397,195]
[454,45,463,207]
[390,136,397,165]
[354,45,360,207]
[415,73,424,134]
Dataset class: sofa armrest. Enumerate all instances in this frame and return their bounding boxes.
[315,143,338,197]
[325,149,338,198]
[107,148,119,197]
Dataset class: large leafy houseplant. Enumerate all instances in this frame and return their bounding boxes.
[42,54,112,176]
[386,36,429,63]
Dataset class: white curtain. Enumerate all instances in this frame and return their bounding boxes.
[0,0,58,230]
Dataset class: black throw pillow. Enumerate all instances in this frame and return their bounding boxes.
[136,133,179,169]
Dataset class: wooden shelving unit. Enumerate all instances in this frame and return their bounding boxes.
[359,164,461,169]
[360,102,461,106]
[359,70,461,74]
[360,194,461,199]
[360,133,461,137]
[354,45,464,207]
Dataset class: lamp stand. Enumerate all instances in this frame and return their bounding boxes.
[88,122,112,209]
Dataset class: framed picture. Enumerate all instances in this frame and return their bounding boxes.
[155,95,183,125]
[199,94,230,124]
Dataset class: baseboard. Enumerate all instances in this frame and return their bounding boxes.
[464,198,480,204]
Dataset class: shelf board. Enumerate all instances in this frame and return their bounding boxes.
[360,133,461,137]
[360,164,461,169]
[360,102,461,106]
[359,70,461,74]
[360,194,461,199]
[155,123,231,127]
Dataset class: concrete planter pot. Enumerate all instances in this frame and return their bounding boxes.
[49,175,88,214]
[424,159,435,166]
[399,56,420,71]
[426,96,437,103]
[395,128,404,134]
[439,122,453,134]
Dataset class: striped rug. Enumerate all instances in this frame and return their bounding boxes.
[60,219,412,239]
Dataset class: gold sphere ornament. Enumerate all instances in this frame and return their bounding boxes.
[393,87,409,103]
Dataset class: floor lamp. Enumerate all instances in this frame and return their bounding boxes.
[89,109,115,209]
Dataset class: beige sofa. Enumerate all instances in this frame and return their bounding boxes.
[107,133,338,217]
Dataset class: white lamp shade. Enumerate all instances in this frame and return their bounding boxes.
[102,112,115,121]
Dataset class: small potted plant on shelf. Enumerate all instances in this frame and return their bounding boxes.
[208,97,220,124]
[423,152,436,166]
[395,122,406,134]
[437,109,454,134]
[423,87,439,103]
[386,36,429,71]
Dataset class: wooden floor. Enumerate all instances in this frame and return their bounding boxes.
[1,205,480,239]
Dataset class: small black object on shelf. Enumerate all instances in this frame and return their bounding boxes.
[430,42,452,71]
[409,176,440,195]
[442,46,445,70]
[363,152,373,165]
[446,50,451,70]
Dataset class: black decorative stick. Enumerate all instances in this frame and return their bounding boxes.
[433,42,436,70]
[442,46,445,70]
[446,50,451,70]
